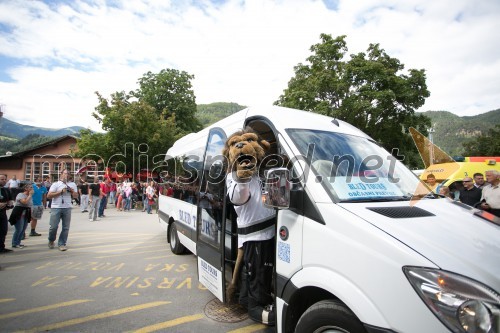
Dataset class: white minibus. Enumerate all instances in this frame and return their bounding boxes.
[158,106,500,333]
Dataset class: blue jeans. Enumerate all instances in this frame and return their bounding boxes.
[98,195,107,217]
[12,212,28,246]
[124,197,131,210]
[88,196,100,221]
[48,208,72,246]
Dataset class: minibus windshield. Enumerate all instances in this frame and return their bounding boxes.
[287,129,422,202]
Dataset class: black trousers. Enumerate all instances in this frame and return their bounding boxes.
[243,238,275,312]
[0,210,8,250]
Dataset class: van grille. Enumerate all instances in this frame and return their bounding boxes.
[367,206,435,219]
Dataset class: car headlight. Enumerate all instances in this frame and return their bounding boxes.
[404,266,500,333]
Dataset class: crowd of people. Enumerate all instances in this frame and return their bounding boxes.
[1,168,498,254]
[426,170,500,217]
[0,172,165,253]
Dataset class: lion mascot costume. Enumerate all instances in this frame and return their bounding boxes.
[222,128,276,326]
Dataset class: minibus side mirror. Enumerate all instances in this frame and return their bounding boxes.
[263,168,290,209]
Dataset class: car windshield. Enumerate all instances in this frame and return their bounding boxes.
[286,129,423,202]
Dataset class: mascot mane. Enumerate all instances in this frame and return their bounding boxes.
[222,128,270,179]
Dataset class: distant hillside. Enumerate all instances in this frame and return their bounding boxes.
[420,109,500,156]
[196,102,247,127]
[0,117,85,139]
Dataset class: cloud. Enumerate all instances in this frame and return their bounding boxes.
[0,0,499,131]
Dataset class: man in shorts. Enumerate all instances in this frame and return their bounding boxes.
[30,175,47,236]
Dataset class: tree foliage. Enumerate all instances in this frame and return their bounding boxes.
[275,34,431,167]
[462,124,500,156]
[422,109,500,156]
[76,69,198,173]
[130,69,202,133]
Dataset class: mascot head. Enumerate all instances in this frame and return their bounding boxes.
[222,128,270,180]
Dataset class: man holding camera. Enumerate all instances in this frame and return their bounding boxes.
[46,169,78,251]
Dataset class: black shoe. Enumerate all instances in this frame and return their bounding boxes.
[30,231,42,236]
[248,304,275,326]
[0,248,13,253]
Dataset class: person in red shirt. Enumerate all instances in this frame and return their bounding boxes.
[166,183,174,197]
[98,178,110,218]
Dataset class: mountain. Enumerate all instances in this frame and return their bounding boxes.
[196,102,247,127]
[420,109,500,156]
[0,117,85,139]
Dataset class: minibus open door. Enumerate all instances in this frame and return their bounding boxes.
[195,128,237,303]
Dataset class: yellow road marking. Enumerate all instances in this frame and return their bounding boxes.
[145,254,176,260]
[17,301,170,333]
[70,241,145,250]
[3,266,24,270]
[95,244,165,253]
[0,298,15,303]
[95,249,171,259]
[227,323,267,333]
[0,299,92,320]
[132,313,204,333]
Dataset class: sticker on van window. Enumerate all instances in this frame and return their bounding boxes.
[332,176,404,199]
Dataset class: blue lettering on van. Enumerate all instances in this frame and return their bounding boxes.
[178,209,194,228]
[201,260,218,278]
[202,218,211,236]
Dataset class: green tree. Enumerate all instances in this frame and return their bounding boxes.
[275,34,431,167]
[130,69,202,133]
[462,124,500,156]
[76,68,196,176]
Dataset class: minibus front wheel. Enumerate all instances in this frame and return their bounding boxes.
[169,222,186,255]
[295,300,366,333]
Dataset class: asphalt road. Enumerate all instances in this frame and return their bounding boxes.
[0,203,274,333]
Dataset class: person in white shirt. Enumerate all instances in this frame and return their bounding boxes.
[6,175,19,189]
[46,169,78,251]
[480,170,500,217]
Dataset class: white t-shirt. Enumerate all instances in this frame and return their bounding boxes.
[7,179,19,188]
[226,173,275,247]
[49,181,78,208]
[481,184,500,209]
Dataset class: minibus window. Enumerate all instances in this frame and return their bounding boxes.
[163,146,204,202]
[286,129,420,202]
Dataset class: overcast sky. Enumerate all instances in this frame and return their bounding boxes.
[0,0,499,132]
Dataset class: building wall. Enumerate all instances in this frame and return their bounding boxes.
[0,137,81,182]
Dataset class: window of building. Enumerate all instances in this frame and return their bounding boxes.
[25,162,32,181]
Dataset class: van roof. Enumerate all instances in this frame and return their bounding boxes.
[167,105,371,158]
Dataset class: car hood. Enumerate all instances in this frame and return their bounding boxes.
[338,199,500,292]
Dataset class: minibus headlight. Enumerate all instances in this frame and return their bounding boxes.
[404,267,500,333]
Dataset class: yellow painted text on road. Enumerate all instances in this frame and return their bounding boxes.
[89,276,207,289]
[36,261,125,271]
[32,276,78,287]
